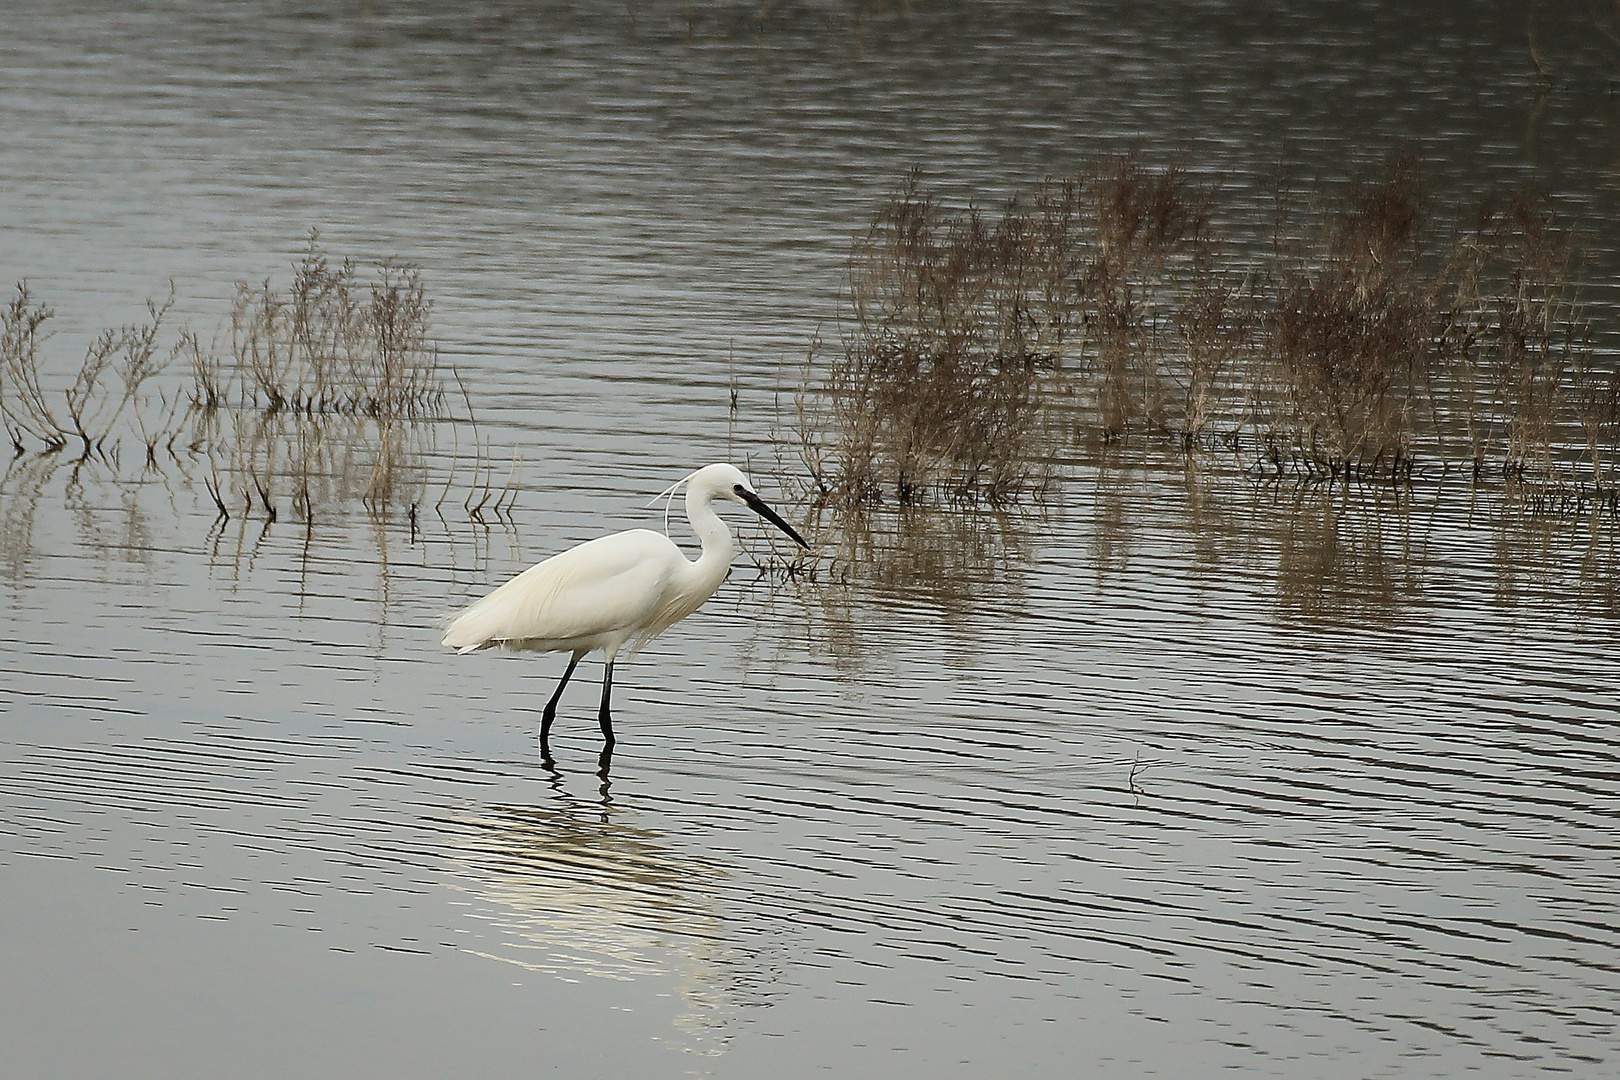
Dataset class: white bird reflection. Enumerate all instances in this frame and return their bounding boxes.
[443,800,770,1058]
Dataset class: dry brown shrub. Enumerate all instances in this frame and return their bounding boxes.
[798,171,1064,507]
[1078,154,1215,436]
[1260,157,1439,478]
[228,237,443,421]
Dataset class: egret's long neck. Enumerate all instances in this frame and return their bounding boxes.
[684,486,735,583]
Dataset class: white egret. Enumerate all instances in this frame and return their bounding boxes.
[441,463,808,750]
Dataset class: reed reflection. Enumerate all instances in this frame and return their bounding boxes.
[1162,453,1438,626]
[444,800,769,1058]
[742,496,1041,673]
[0,450,171,588]
[1491,486,1620,619]
[1268,480,1430,626]
[1166,455,1620,627]
[1174,452,1267,583]
[0,451,60,585]
[1085,445,1140,585]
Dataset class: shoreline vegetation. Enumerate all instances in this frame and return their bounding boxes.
[786,154,1612,518]
[2,158,1616,622]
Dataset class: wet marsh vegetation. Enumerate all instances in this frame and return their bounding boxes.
[765,154,1620,640]
[0,242,523,587]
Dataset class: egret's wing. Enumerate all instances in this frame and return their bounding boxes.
[517,546,672,643]
[442,530,679,651]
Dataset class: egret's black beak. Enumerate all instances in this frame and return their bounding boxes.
[736,485,810,549]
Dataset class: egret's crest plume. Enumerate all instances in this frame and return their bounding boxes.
[645,467,703,534]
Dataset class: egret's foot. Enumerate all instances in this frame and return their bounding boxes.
[597,744,614,800]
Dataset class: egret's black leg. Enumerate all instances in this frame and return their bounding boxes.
[597,658,616,747]
[541,651,585,751]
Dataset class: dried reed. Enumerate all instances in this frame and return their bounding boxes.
[1,285,180,459]
[795,171,1071,508]
[228,236,443,421]
[0,286,65,452]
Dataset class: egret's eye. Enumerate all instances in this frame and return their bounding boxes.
[733,484,748,497]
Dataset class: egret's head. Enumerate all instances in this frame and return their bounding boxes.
[689,462,751,500]
[689,463,809,549]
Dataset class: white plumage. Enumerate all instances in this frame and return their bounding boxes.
[442,463,807,752]
[443,529,703,658]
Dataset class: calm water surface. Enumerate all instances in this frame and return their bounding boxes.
[3,3,1619,1077]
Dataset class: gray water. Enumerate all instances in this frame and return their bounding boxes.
[3,3,1619,1077]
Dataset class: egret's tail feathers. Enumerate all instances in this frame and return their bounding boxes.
[441,608,494,654]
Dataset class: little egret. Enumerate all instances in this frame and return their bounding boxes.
[441,463,808,751]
